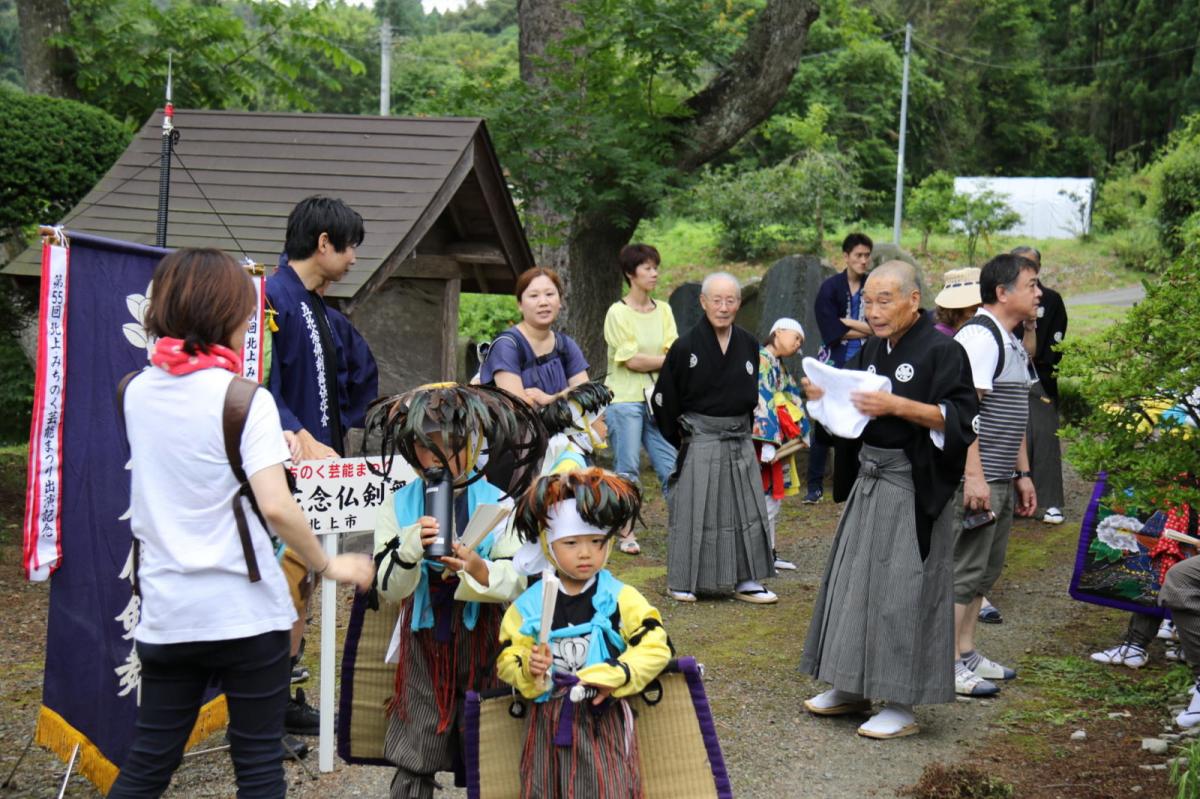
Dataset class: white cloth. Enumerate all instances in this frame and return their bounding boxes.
[125,368,297,644]
[770,317,805,338]
[801,357,892,439]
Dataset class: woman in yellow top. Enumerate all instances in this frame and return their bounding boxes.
[498,468,671,799]
[603,244,679,554]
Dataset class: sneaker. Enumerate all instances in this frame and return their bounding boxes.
[1089,642,1148,669]
[669,590,697,603]
[962,651,1017,681]
[291,664,310,684]
[1042,508,1064,525]
[1159,620,1177,641]
[285,688,320,736]
[773,550,797,571]
[280,733,310,760]
[802,488,823,505]
[1178,686,1200,729]
[954,662,999,697]
[1166,643,1184,662]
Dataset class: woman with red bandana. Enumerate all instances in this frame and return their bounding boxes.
[109,248,373,798]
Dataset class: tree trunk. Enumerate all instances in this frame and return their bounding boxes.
[516,0,820,361]
[15,0,79,99]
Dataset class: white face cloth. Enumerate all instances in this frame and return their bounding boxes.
[802,357,893,439]
[566,401,607,453]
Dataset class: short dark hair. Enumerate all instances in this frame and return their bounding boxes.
[980,253,1037,304]
[284,196,365,261]
[515,267,564,301]
[842,232,873,254]
[617,243,660,286]
[145,248,256,354]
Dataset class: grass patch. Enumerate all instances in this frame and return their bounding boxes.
[1001,655,1190,726]
[1066,302,1131,340]
[899,763,1014,799]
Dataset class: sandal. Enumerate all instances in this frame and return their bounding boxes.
[618,537,641,555]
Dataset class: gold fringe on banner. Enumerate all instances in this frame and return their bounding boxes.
[34,695,229,795]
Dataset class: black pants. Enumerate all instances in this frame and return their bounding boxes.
[108,630,291,799]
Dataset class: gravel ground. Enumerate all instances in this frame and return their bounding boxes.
[0,451,1097,798]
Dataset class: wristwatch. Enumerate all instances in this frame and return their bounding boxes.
[1014,470,1033,479]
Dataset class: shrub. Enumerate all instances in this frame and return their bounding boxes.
[907,171,963,252]
[458,293,520,344]
[0,88,130,235]
[1154,124,1200,255]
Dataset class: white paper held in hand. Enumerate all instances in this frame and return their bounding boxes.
[458,503,511,552]
[802,356,893,439]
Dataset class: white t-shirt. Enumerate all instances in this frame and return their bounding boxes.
[125,367,297,644]
[954,308,1033,392]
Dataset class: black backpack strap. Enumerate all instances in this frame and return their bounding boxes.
[224,376,266,583]
[962,315,1005,383]
[116,370,143,596]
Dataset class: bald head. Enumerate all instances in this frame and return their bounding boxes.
[866,260,920,296]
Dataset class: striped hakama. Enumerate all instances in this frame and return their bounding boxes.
[800,445,956,705]
[519,688,643,799]
[667,412,775,595]
[384,599,503,799]
[1027,381,1064,510]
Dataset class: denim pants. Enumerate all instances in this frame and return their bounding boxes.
[108,629,291,799]
[607,401,678,491]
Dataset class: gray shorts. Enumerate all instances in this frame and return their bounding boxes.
[952,480,1015,604]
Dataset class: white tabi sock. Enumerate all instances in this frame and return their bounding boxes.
[735,580,765,593]
[859,703,916,736]
[806,688,864,710]
[1178,686,1200,729]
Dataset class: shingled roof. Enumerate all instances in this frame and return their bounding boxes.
[4,109,534,308]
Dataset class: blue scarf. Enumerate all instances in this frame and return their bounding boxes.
[514,569,626,703]
[391,476,505,633]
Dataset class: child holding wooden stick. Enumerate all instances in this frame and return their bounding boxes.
[497,468,671,798]
[368,382,546,799]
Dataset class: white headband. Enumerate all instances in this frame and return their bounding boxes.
[544,498,608,544]
[770,317,805,337]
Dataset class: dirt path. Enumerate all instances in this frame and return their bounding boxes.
[1065,284,1146,307]
[0,453,1150,797]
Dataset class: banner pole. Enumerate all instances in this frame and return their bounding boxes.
[156,53,174,248]
[319,532,337,772]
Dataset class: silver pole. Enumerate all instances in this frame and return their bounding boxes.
[892,22,912,246]
[380,21,392,116]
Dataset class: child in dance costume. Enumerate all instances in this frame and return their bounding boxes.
[369,382,546,799]
[498,469,672,798]
[538,380,613,475]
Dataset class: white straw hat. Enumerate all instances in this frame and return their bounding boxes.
[935,268,982,309]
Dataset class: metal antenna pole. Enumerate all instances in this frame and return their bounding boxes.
[380,21,392,116]
[155,52,174,248]
[892,22,912,246]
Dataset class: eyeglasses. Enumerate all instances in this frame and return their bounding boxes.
[705,297,739,308]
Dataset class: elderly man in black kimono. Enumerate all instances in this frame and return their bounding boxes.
[799,261,978,739]
[652,272,778,604]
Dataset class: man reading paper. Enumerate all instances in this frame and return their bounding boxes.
[798,261,978,740]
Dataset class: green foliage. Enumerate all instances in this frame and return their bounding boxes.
[54,0,366,125]
[430,0,517,36]
[376,0,427,37]
[0,0,21,89]
[906,171,962,252]
[388,30,518,117]
[1154,122,1200,255]
[958,190,1021,266]
[689,150,863,260]
[1172,738,1200,799]
[1060,252,1200,512]
[0,87,129,232]
[458,293,519,343]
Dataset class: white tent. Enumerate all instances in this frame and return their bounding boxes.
[954,176,1095,239]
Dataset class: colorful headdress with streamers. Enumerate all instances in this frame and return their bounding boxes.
[363,382,548,498]
[512,468,642,574]
[538,381,613,454]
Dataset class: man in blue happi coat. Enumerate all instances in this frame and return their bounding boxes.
[267,196,369,461]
